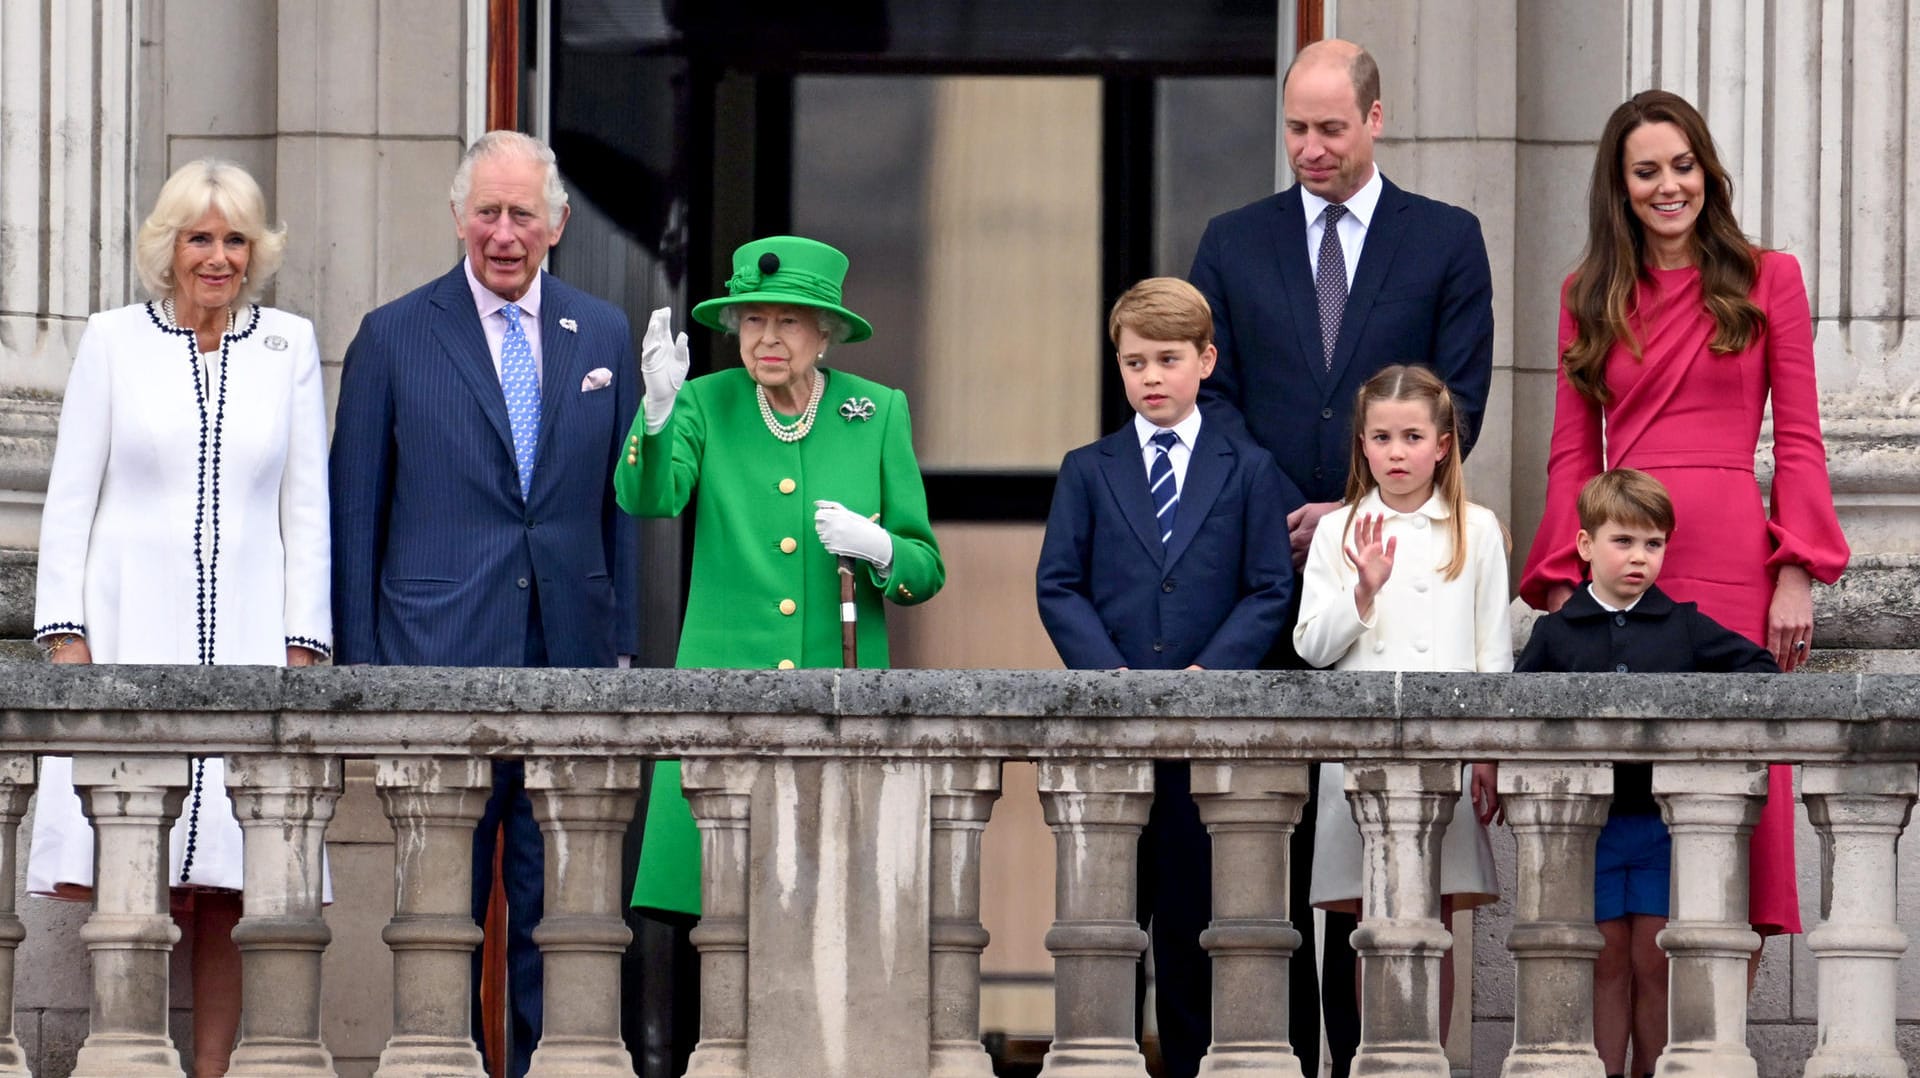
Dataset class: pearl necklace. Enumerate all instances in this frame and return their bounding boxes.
[756,369,826,443]
[161,297,235,342]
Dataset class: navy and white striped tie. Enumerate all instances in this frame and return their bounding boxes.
[1149,429,1179,546]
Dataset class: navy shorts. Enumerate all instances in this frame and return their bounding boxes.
[1594,813,1671,922]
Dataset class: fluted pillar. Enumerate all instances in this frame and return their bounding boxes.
[69,754,190,1078]
[523,757,643,1078]
[1800,763,1917,1078]
[1035,760,1153,1078]
[1498,764,1610,1078]
[1189,762,1309,1078]
[928,760,1002,1078]
[223,754,343,1077]
[1345,762,1457,1078]
[373,756,491,1078]
[681,757,760,1078]
[1651,762,1766,1078]
[0,755,33,1078]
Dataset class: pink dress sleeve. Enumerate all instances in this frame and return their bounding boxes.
[1518,291,1603,609]
[1755,252,1850,583]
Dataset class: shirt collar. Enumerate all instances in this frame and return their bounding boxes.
[1301,166,1384,230]
[1357,485,1449,520]
[1586,583,1643,613]
[1135,407,1203,451]
[464,257,542,322]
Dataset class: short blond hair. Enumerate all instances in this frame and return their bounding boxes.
[1108,277,1213,351]
[134,160,286,304]
[1577,468,1676,535]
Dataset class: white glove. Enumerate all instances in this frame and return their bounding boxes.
[641,306,690,435]
[814,500,893,572]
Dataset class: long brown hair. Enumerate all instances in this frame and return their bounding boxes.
[1342,365,1471,580]
[1561,90,1766,405]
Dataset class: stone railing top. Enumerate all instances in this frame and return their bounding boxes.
[1,666,1916,762]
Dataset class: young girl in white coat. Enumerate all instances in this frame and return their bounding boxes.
[1293,363,1510,1043]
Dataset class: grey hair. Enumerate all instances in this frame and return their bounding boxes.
[449,130,569,228]
[134,159,287,303]
[717,304,853,345]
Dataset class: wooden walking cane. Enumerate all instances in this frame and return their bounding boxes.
[838,555,858,668]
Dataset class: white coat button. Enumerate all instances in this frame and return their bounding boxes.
[1373,641,1387,654]
[1412,516,1429,529]
[1414,639,1430,653]
[1413,579,1429,593]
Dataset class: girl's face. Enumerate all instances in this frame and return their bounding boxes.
[1361,397,1450,513]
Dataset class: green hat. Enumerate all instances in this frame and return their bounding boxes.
[690,236,873,344]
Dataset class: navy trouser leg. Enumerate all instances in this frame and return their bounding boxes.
[474,760,546,1078]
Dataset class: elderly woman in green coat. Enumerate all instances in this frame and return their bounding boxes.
[617,235,944,913]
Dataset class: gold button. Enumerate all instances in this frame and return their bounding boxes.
[628,434,639,445]
[626,454,638,465]
[778,478,797,494]
[780,537,798,554]
[777,659,796,670]
[779,599,797,616]
[899,586,913,598]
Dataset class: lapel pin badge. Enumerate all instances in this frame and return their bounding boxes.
[839,396,876,422]
[559,317,578,333]
[264,335,288,351]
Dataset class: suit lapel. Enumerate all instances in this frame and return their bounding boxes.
[427,263,517,464]
[1163,429,1232,570]
[1095,428,1165,568]
[1326,177,1409,395]
[1271,186,1335,399]
[534,272,580,470]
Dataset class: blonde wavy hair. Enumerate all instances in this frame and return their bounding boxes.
[134,160,286,304]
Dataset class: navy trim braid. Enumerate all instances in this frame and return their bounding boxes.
[34,621,86,638]
[286,635,332,659]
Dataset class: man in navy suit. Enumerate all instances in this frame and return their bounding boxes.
[329,130,640,1077]
[1188,39,1495,1076]
[1037,278,1299,1078]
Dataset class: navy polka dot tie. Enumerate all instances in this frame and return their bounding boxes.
[1316,203,1348,370]
[500,302,541,499]
[1149,429,1179,546]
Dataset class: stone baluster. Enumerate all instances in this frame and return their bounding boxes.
[373,756,492,1078]
[523,757,644,1078]
[1650,762,1767,1078]
[1497,764,1610,1078]
[0,755,34,1078]
[928,760,1002,1078]
[224,755,344,1077]
[1800,763,1918,1078]
[681,757,761,1078]
[1189,761,1310,1078]
[1036,760,1154,1078]
[70,754,190,1078]
[1345,761,1457,1078]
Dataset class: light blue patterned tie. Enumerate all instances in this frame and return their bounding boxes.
[1149,429,1179,545]
[500,302,540,499]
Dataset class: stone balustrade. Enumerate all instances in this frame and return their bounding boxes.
[3,666,1918,1078]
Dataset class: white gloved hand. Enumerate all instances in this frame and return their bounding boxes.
[640,306,690,434]
[814,500,893,572]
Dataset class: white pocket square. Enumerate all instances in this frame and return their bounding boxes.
[581,368,613,392]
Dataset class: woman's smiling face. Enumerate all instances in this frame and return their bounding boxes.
[1622,120,1704,266]
[735,303,829,399]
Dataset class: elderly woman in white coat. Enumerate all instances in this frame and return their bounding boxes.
[31,158,330,1078]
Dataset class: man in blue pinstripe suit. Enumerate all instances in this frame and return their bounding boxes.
[329,130,640,1077]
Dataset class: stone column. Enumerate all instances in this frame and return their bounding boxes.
[1800,763,1918,1078]
[928,760,1002,1078]
[0,755,33,1077]
[222,754,343,1078]
[1651,762,1766,1078]
[522,757,644,1078]
[681,757,759,1078]
[373,756,491,1078]
[1035,760,1153,1078]
[69,754,190,1078]
[1345,761,1457,1078]
[1497,764,1610,1078]
[1189,762,1310,1078]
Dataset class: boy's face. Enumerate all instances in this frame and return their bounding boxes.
[1576,519,1668,608]
[1116,327,1215,427]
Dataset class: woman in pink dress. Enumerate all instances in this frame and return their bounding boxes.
[1520,91,1849,941]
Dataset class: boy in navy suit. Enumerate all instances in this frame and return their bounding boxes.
[1516,468,1776,1078]
[1037,277,1301,1077]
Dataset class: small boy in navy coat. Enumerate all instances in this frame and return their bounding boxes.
[1516,468,1776,1078]
[1037,277,1300,1078]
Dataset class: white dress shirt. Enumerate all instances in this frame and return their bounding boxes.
[1134,408,1203,493]
[464,257,544,385]
[1301,166,1384,285]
